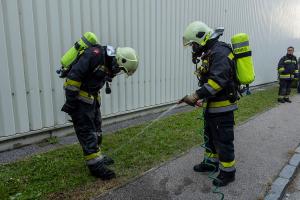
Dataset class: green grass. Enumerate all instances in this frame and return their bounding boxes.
[0,86,292,200]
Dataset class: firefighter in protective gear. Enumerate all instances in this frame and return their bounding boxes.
[179,21,237,187]
[297,57,300,93]
[277,46,298,103]
[61,44,139,180]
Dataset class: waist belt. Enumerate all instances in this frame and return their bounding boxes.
[77,90,100,104]
[203,100,238,113]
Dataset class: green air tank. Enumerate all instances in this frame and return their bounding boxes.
[58,32,99,78]
[231,33,255,85]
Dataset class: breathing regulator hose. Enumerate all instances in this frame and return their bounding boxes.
[198,109,224,200]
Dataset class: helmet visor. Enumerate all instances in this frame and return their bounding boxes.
[183,36,193,47]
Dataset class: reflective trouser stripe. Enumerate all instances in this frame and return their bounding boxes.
[220,160,236,172]
[86,155,104,165]
[85,151,104,165]
[204,151,219,163]
[278,95,284,99]
[85,151,101,160]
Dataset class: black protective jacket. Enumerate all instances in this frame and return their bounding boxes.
[62,45,115,113]
[277,54,298,80]
[195,41,238,113]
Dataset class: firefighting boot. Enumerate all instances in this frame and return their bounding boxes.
[284,97,292,103]
[96,134,114,165]
[89,162,116,180]
[212,170,235,187]
[193,160,219,173]
[103,155,114,165]
[277,98,285,103]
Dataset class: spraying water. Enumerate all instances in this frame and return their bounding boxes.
[112,104,178,155]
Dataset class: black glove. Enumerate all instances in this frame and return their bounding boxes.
[61,101,77,115]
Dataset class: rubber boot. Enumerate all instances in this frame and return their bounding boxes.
[193,160,219,173]
[212,170,235,187]
[278,98,285,103]
[88,162,116,180]
[103,155,114,165]
[284,97,292,103]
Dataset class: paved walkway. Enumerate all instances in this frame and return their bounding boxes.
[98,95,300,200]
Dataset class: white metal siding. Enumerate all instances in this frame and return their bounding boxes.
[1,0,300,138]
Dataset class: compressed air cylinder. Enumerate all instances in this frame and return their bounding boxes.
[60,32,99,70]
[231,33,255,85]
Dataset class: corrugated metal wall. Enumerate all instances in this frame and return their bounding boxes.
[1,0,300,138]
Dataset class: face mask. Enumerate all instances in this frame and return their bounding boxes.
[191,42,203,64]
[110,57,121,76]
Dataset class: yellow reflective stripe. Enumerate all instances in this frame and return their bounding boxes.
[233,46,251,54]
[85,151,102,161]
[278,67,284,72]
[207,79,222,92]
[65,79,82,88]
[220,160,236,168]
[200,32,211,46]
[208,100,235,108]
[204,151,218,158]
[279,74,291,78]
[283,60,296,64]
[78,90,94,100]
[227,52,234,60]
[295,70,299,73]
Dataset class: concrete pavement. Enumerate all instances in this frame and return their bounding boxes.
[98,95,300,200]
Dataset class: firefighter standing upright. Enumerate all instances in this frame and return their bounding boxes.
[61,38,139,180]
[277,46,298,103]
[179,21,238,187]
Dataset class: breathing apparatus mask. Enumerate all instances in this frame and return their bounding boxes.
[191,42,203,64]
[106,45,126,77]
[104,46,127,94]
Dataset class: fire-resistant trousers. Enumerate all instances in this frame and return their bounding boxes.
[203,111,236,172]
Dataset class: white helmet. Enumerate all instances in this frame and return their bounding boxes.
[183,21,213,47]
[116,47,139,76]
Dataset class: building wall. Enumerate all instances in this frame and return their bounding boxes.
[0,0,300,138]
